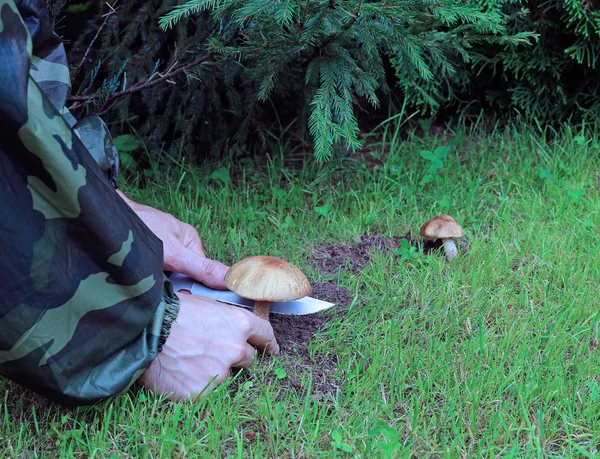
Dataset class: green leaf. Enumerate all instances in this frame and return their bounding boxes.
[537,167,553,180]
[281,215,296,229]
[273,0,298,27]
[574,135,586,146]
[393,239,421,261]
[210,167,230,183]
[568,188,585,203]
[315,203,331,217]
[434,146,450,158]
[331,430,342,443]
[274,368,287,380]
[119,152,136,171]
[420,175,434,186]
[400,238,411,251]
[113,134,143,153]
[401,185,414,197]
[381,440,403,454]
[340,443,353,453]
[582,217,595,228]
[420,150,443,168]
[419,150,435,161]
[378,423,398,439]
[368,426,382,437]
[309,88,334,162]
[439,195,452,209]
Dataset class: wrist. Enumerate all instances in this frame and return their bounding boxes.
[116,189,144,212]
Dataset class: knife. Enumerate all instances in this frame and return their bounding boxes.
[168,272,336,315]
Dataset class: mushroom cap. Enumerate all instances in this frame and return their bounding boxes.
[420,214,465,239]
[224,256,311,302]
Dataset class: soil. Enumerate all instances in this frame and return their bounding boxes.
[309,233,443,276]
[270,281,353,347]
[260,349,343,402]
[260,281,353,400]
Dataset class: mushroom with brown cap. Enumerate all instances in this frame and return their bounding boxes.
[224,256,311,321]
[420,214,465,261]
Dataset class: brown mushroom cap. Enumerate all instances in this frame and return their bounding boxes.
[224,256,311,302]
[420,214,465,239]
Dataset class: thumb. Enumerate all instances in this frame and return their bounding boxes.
[180,252,229,290]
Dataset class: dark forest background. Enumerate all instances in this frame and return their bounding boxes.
[54,0,600,161]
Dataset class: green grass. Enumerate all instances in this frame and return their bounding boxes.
[2,123,600,457]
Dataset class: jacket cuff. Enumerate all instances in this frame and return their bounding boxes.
[157,275,181,352]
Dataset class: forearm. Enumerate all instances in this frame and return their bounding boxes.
[116,189,142,210]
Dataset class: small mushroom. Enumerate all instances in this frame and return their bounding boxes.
[224,256,311,321]
[420,214,465,261]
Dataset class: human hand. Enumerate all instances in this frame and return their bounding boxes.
[117,190,228,289]
[138,293,279,399]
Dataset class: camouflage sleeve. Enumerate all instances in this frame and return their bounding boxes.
[0,0,180,406]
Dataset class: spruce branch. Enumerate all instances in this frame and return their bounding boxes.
[301,0,311,27]
[73,0,120,83]
[158,0,222,30]
[320,0,363,49]
[68,53,213,111]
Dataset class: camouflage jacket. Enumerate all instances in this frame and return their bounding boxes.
[0,0,179,406]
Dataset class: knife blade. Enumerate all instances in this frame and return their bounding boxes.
[168,272,335,315]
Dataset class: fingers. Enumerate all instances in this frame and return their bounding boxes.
[188,297,280,356]
[181,253,230,290]
[246,316,280,355]
[232,343,258,369]
[184,229,206,257]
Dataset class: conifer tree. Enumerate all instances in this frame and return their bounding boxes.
[158,0,534,160]
[470,0,600,121]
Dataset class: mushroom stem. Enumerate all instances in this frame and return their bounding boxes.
[253,301,271,321]
[442,238,458,261]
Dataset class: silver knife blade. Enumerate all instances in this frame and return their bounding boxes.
[168,272,335,315]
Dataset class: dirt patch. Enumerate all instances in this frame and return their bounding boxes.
[270,281,353,347]
[309,233,443,276]
[243,281,353,401]
[263,349,342,402]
